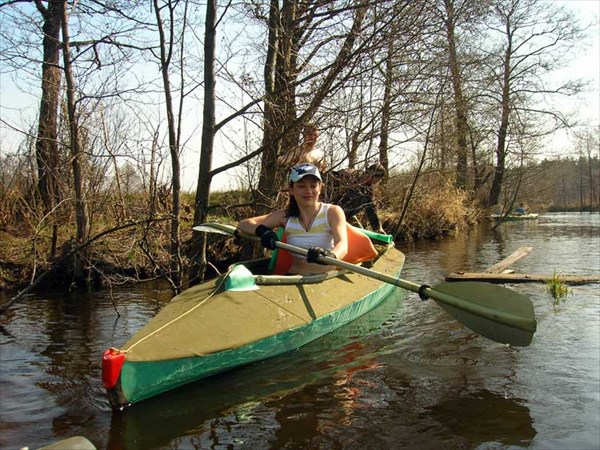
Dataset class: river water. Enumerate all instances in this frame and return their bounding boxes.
[0,213,598,450]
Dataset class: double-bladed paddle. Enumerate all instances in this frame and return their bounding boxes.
[194,222,537,347]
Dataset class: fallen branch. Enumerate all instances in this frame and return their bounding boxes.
[446,245,598,285]
[484,246,533,273]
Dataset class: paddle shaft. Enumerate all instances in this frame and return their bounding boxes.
[275,241,534,333]
[193,222,537,342]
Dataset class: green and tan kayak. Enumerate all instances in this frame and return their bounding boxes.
[491,213,539,221]
[103,246,405,410]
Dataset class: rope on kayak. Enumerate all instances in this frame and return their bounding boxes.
[119,267,233,354]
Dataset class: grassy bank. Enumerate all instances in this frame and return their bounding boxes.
[0,178,476,294]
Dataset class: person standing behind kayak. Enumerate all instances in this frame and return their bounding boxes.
[237,162,348,275]
[326,163,386,234]
[277,123,327,172]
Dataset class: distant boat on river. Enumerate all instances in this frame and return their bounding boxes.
[491,213,539,221]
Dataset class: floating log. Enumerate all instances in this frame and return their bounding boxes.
[446,272,600,285]
[484,246,533,273]
[447,246,599,285]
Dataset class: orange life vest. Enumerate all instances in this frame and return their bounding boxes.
[271,224,378,275]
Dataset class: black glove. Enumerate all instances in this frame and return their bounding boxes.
[255,224,278,250]
[306,246,336,264]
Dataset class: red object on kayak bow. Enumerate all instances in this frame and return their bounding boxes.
[102,348,125,389]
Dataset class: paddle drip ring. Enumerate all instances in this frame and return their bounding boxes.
[418,284,431,301]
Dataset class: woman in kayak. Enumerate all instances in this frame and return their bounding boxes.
[237,162,348,275]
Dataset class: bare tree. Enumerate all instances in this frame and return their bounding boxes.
[153,0,192,291]
[34,0,63,256]
[60,1,88,250]
[255,0,396,203]
[485,0,584,207]
[375,1,430,178]
[442,0,469,188]
[575,126,600,209]
[190,0,218,283]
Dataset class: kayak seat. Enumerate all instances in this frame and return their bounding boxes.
[269,224,378,275]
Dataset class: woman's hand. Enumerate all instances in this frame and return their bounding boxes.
[255,225,279,250]
[306,246,336,264]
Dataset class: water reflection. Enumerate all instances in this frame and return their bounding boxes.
[399,214,600,278]
[427,389,535,447]
[0,285,171,449]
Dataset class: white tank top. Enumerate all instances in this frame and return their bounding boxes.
[285,203,334,257]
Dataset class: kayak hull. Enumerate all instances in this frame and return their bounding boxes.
[106,246,404,410]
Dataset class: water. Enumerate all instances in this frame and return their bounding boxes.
[1,213,598,450]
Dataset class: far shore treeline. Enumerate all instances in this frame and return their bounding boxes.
[0,1,598,299]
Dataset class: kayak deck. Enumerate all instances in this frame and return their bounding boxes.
[106,246,405,408]
[121,248,404,361]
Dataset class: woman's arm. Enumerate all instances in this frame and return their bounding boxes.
[237,210,287,235]
[328,205,348,260]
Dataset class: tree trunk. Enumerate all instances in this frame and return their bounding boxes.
[586,132,596,208]
[257,0,299,210]
[253,1,366,214]
[35,0,62,257]
[191,0,217,284]
[444,0,469,189]
[154,0,182,292]
[487,31,512,207]
[60,2,88,247]
[378,30,394,181]
[348,129,361,169]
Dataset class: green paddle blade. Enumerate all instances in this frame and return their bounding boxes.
[431,281,537,347]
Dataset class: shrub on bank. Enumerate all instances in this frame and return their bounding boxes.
[379,173,474,241]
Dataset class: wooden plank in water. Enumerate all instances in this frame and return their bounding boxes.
[446,272,600,285]
[484,246,533,273]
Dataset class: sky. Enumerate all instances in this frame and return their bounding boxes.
[0,0,599,192]
[542,0,600,157]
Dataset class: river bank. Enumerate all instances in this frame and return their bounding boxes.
[3,176,592,298]
[0,191,477,296]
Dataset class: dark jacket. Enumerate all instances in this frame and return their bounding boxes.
[325,169,382,231]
